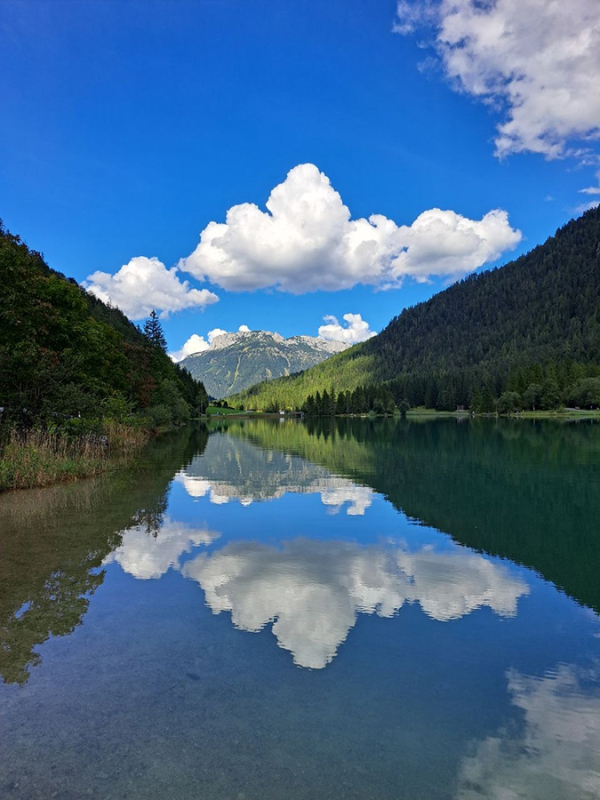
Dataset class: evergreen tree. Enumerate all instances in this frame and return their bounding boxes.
[522,383,542,411]
[541,373,561,410]
[143,310,167,351]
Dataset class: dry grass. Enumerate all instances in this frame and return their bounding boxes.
[0,424,148,491]
[102,419,148,450]
[0,429,107,491]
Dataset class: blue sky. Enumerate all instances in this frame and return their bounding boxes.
[1,0,599,356]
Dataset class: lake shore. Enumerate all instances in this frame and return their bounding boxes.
[209,406,600,421]
[406,407,600,420]
[5,407,598,494]
[0,422,149,493]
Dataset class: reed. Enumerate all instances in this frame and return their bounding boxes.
[0,423,148,491]
[102,419,148,451]
[0,429,105,490]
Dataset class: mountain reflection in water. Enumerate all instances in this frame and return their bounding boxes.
[176,432,373,514]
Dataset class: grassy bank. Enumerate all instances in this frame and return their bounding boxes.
[406,407,600,420]
[0,423,149,492]
[206,405,241,416]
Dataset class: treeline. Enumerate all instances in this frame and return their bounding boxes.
[287,360,600,416]
[0,221,208,433]
[301,385,398,416]
[231,205,600,411]
[385,360,600,413]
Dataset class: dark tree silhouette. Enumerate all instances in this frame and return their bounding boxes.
[143,310,167,351]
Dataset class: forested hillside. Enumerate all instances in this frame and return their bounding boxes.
[233,206,600,411]
[0,221,207,427]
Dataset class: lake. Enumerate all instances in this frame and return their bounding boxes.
[1,418,599,799]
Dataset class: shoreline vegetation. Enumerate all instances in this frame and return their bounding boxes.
[209,407,600,420]
[3,209,599,494]
[208,398,600,421]
[0,422,149,493]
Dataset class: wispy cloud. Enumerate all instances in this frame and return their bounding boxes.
[574,200,600,215]
[580,171,600,196]
[394,0,600,160]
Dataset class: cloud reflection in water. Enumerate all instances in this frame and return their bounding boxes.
[182,539,529,669]
[104,517,220,580]
[457,664,600,800]
[176,471,373,515]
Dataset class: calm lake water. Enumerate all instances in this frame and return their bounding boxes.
[1,418,600,799]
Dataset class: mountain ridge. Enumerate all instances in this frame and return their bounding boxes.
[180,330,348,398]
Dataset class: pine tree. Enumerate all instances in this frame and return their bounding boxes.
[143,310,167,351]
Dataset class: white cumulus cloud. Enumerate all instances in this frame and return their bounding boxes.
[84,256,219,320]
[170,333,210,363]
[318,313,376,345]
[394,0,600,160]
[179,164,521,293]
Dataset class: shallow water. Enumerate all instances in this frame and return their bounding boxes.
[1,418,599,799]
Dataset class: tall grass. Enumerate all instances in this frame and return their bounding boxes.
[102,419,148,450]
[0,424,148,491]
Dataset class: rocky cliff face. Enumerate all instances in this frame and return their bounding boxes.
[180,330,348,398]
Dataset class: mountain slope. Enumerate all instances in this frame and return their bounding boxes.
[0,221,205,422]
[232,206,600,410]
[180,330,347,398]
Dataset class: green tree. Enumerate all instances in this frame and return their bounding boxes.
[475,386,496,414]
[143,310,167,351]
[497,391,521,415]
[567,377,600,409]
[522,383,543,411]
[229,205,600,415]
[541,376,561,410]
